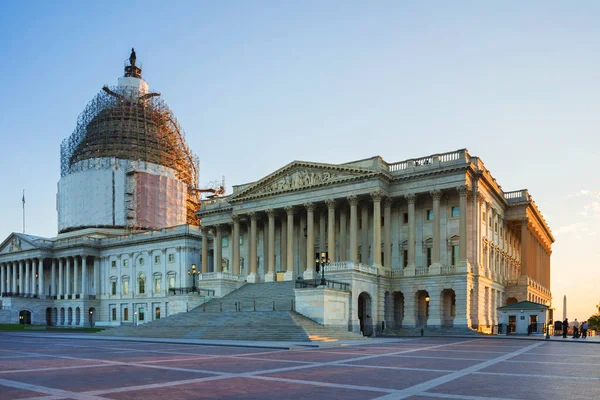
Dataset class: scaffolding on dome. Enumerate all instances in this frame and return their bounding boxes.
[60,85,201,226]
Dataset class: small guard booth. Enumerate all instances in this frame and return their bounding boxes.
[497,301,550,335]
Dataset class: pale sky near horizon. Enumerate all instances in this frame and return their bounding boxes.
[0,2,598,321]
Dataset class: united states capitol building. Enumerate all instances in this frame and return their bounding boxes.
[0,51,554,335]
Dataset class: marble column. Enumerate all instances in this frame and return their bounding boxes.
[51,259,56,297]
[12,262,17,294]
[93,257,100,296]
[348,195,359,263]
[325,199,336,262]
[81,256,87,296]
[360,203,369,264]
[372,191,382,266]
[406,194,417,269]
[319,209,326,254]
[58,258,64,298]
[384,197,392,268]
[66,258,71,297]
[284,206,295,280]
[74,256,79,296]
[458,186,468,265]
[201,227,209,273]
[0,263,4,295]
[265,209,276,282]
[304,202,316,279]
[214,225,222,273]
[232,216,240,275]
[24,260,30,296]
[31,260,37,296]
[520,218,528,277]
[339,207,347,262]
[248,212,259,282]
[19,260,24,295]
[431,190,442,268]
[281,213,287,276]
[38,258,44,296]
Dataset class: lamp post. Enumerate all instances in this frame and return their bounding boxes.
[188,263,200,293]
[315,252,330,286]
[89,310,93,328]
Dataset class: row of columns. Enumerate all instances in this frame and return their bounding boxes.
[200,186,470,280]
[520,219,551,290]
[0,259,44,296]
[0,256,98,299]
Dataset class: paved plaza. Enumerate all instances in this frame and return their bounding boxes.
[0,334,598,400]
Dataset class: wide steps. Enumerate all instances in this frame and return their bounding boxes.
[96,281,367,342]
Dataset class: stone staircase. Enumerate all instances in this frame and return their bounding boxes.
[96,281,366,342]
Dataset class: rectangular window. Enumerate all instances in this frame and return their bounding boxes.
[426,247,432,267]
[495,222,498,233]
[452,245,460,266]
[155,278,161,293]
[489,216,492,226]
[483,211,486,223]
[239,235,244,245]
[403,213,409,224]
[123,280,129,295]
[403,250,408,268]
[111,281,117,295]
[358,215,362,230]
[124,308,129,321]
[111,260,116,268]
[168,276,175,289]
[222,237,229,248]
[168,254,175,263]
[155,307,161,320]
[154,255,161,264]
[426,210,434,221]
[123,259,128,267]
[451,206,460,218]
[111,308,116,321]
[139,308,145,321]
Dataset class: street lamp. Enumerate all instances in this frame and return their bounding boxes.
[89,310,93,328]
[188,263,200,292]
[315,252,330,286]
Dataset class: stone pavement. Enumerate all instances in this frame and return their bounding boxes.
[0,333,599,399]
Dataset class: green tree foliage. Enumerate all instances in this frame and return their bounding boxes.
[587,315,600,331]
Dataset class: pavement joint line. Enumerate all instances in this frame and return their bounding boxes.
[472,371,600,381]
[334,363,458,373]
[370,341,545,400]
[248,375,398,394]
[504,359,600,366]
[414,392,517,400]
[0,378,108,400]
[0,363,117,375]
[17,338,485,398]
[389,355,487,361]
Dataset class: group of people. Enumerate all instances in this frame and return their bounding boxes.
[562,318,589,339]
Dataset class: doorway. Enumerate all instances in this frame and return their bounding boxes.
[19,310,31,325]
[358,292,372,336]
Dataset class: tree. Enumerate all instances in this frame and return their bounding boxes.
[587,315,600,332]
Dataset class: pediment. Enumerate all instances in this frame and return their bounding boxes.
[230,161,377,201]
[0,233,43,255]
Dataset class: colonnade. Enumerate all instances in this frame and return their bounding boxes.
[0,256,99,299]
[200,186,470,281]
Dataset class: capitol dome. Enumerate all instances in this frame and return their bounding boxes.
[58,49,200,233]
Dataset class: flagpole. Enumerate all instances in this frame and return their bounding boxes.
[22,189,25,234]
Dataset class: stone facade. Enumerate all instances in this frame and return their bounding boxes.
[0,226,204,326]
[199,149,554,333]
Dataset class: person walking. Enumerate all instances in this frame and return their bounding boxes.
[562,318,569,338]
[582,321,588,339]
[572,319,580,339]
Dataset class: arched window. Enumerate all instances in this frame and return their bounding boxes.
[138,273,146,294]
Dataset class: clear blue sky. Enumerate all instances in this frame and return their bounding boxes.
[0,1,598,320]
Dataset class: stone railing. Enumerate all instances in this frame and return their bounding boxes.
[503,189,530,204]
[199,272,245,281]
[324,262,380,276]
[391,269,404,277]
[440,266,456,275]
[415,267,428,276]
[387,149,469,173]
